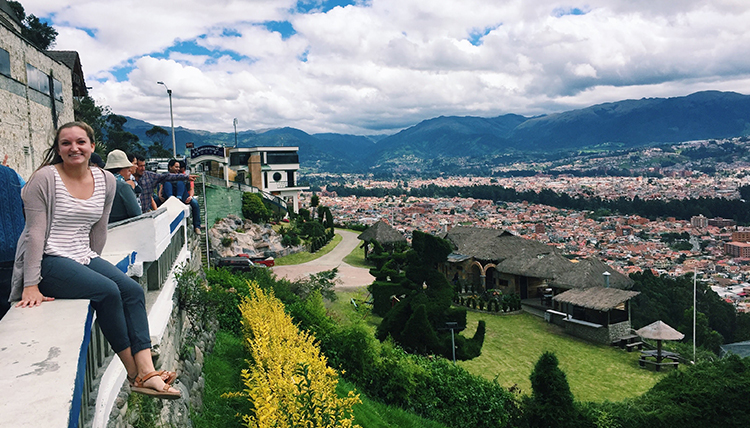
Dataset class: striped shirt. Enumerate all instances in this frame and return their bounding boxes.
[44,167,106,265]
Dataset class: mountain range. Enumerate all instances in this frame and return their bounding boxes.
[123,90,750,175]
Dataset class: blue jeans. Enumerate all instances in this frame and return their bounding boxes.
[163,182,200,230]
[163,181,187,202]
[188,198,201,230]
[38,255,151,354]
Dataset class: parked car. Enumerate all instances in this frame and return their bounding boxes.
[237,254,275,267]
[215,256,256,272]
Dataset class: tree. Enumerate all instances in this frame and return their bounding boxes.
[145,126,172,158]
[104,115,140,154]
[8,2,58,50]
[242,192,271,223]
[371,231,484,360]
[310,194,319,220]
[73,95,109,154]
[524,352,578,428]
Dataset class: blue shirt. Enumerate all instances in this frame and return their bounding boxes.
[0,165,25,263]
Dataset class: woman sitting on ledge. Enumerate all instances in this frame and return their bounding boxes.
[10,121,180,400]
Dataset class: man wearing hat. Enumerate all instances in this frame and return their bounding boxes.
[105,150,142,223]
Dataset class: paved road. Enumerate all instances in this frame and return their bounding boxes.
[271,229,374,291]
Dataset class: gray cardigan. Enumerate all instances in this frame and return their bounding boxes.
[10,166,116,301]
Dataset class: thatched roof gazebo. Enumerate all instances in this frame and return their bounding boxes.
[636,320,684,364]
[357,220,407,258]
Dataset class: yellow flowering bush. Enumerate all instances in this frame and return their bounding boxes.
[225,281,360,428]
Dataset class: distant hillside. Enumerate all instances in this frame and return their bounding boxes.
[123,90,750,174]
[508,91,750,151]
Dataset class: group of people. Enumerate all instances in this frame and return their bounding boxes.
[103,151,201,235]
[1,121,189,400]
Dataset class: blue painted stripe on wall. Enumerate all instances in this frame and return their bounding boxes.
[170,211,185,233]
[115,255,129,273]
[68,305,94,428]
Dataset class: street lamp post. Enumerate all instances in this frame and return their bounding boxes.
[233,118,238,148]
[156,81,176,157]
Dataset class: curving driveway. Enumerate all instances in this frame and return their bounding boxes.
[271,230,374,291]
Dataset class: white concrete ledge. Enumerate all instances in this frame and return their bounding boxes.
[0,195,192,428]
[0,300,93,428]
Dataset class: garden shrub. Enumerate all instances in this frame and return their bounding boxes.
[225,282,360,428]
[523,351,578,428]
[241,192,271,223]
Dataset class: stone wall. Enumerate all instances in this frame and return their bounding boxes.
[106,232,217,428]
[607,320,632,343]
[564,321,610,344]
[0,19,74,179]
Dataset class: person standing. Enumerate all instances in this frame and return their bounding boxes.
[0,155,24,320]
[10,122,180,399]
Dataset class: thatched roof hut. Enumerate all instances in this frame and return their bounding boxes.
[553,287,640,311]
[357,219,406,245]
[442,226,632,290]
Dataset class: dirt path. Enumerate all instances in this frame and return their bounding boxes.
[271,230,374,291]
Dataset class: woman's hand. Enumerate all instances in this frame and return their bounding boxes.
[16,285,54,308]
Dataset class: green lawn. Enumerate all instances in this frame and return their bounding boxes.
[457,311,666,402]
[274,233,343,266]
[342,238,371,268]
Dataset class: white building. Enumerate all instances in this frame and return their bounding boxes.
[189,145,309,213]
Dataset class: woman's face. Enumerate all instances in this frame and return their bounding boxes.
[56,126,94,167]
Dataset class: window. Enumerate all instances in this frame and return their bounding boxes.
[230,152,251,166]
[26,64,49,94]
[272,172,282,181]
[52,78,62,101]
[266,151,298,165]
[0,48,9,77]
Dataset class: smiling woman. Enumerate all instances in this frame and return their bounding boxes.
[10,121,181,400]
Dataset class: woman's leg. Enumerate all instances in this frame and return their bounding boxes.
[83,258,178,394]
[39,255,132,353]
[87,257,151,354]
[40,256,178,396]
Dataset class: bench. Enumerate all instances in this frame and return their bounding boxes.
[639,358,680,371]
[625,341,644,352]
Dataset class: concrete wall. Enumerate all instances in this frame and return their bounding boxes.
[0,198,212,428]
[0,19,75,180]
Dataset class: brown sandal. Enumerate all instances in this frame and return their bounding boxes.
[128,370,177,386]
[131,371,181,400]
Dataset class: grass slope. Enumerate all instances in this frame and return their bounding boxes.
[195,329,448,428]
[274,233,343,266]
[458,311,665,402]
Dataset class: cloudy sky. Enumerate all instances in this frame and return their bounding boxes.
[23,0,750,135]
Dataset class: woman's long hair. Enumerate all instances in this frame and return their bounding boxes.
[38,121,96,169]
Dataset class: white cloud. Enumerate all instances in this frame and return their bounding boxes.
[21,0,750,135]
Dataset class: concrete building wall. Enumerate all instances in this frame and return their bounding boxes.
[0,20,74,180]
